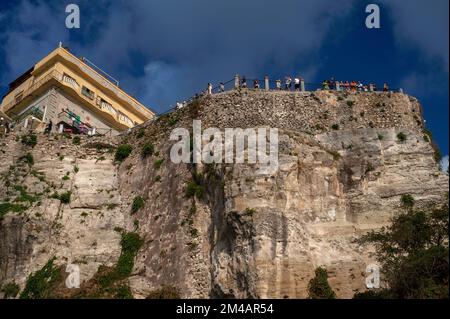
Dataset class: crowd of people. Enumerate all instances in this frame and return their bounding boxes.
[321,77,390,92]
[238,76,304,91]
[173,75,393,111]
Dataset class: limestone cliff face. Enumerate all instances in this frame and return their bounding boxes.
[0,90,447,299]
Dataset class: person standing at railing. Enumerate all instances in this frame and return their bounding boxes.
[357,81,363,91]
[207,83,213,95]
[241,76,247,88]
[219,82,225,92]
[276,79,281,90]
[383,83,389,92]
[344,81,350,91]
[44,120,53,134]
[329,77,335,90]
[294,77,300,91]
[285,76,292,91]
[5,121,11,134]
[253,79,260,89]
[322,80,329,90]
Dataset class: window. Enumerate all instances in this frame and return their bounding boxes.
[81,86,95,100]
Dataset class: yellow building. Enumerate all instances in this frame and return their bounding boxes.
[0,43,155,135]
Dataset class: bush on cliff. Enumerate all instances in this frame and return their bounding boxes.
[141,143,154,157]
[146,285,181,299]
[20,257,62,299]
[397,132,407,142]
[21,134,37,148]
[1,282,20,298]
[356,197,449,299]
[115,144,133,162]
[131,196,145,214]
[307,267,336,299]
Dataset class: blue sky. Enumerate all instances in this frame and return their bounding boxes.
[0,0,448,164]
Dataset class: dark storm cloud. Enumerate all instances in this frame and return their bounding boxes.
[381,0,449,71]
[1,0,356,110]
[0,0,448,112]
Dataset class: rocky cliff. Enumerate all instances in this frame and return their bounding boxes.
[0,89,447,298]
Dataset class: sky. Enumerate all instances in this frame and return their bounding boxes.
[0,0,448,164]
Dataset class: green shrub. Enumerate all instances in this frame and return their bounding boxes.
[141,143,154,157]
[114,285,134,299]
[186,181,204,199]
[136,128,145,139]
[397,132,407,142]
[146,285,180,299]
[115,232,143,278]
[115,144,133,161]
[13,185,38,204]
[346,100,354,107]
[357,201,449,299]
[377,134,384,141]
[328,150,341,161]
[62,175,70,181]
[401,194,415,210]
[0,203,26,219]
[1,282,20,298]
[21,134,37,147]
[190,228,199,238]
[423,135,430,143]
[73,165,79,173]
[353,289,395,299]
[244,208,256,216]
[106,203,119,210]
[72,136,81,145]
[59,191,71,204]
[331,124,339,130]
[432,142,442,162]
[154,159,164,169]
[22,153,34,166]
[20,258,62,299]
[308,267,336,299]
[131,196,145,214]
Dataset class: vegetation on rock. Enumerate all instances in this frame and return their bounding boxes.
[307,267,336,299]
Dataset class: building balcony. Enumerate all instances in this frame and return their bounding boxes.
[2,69,137,130]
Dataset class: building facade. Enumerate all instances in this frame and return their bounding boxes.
[0,44,155,135]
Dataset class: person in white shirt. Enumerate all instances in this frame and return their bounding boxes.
[276,79,281,90]
[294,77,300,91]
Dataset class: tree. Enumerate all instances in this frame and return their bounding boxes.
[356,197,449,299]
[308,267,336,299]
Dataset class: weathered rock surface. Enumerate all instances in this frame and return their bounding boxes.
[0,90,447,298]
